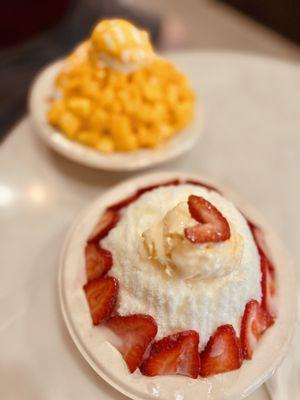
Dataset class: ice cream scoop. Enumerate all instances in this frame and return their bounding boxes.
[140,201,244,280]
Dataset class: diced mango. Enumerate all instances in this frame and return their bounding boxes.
[48,99,65,125]
[111,115,138,151]
[48,48,195,153]
[67,97,91,118]
[96,136,115,152]
[58,111,80,138]
[77,130,100,146]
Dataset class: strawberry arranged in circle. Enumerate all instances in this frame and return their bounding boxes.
[260,254,277,318]
[85,242,112,281]
[88,210,119,243]
[185,179,221,194]
[247,221,277,318]
[106,314,158,373]
[240,300,273,360]
[140,330,200,379]
[137,179,180,196]
[185,195,231,243]
[107,193,140,212]
[83,276,118,325]
[107,180,180,212]
[200,325,242,377]
[247,220,269,258]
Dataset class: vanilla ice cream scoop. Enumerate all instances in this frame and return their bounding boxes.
[140,201,243,280]
[90,19,155,72]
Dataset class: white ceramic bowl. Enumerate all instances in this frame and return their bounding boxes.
[58,171,297,400]
[29,61,202,171]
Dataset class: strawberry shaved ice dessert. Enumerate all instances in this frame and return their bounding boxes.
[82,179,276,378]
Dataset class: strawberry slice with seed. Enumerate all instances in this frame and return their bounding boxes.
[200,325,242,377]
[240,300,273,360]
[107,194,139,212]
[247,221,269,258]
[140,330,200,379]
[247,222,277,318]
[85,242,112,281]
[83,277,118,325]
[185,195,231,243]
[106,314,158,373]
[261,254,277,318]
[88,210,119,243]
[185,179,221,194]
[137,179,180,196]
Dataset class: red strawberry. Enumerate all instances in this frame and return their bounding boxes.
[240,300,273,360]
[85,242,112,281]
[106,314,158,372]
[88,210,119,243]
[261,254,277,318]
[83,277,118,325]
[137,179,180,196]
[185,179,221,194]
[140,330,200,379]
[247,222,277,318]
[247,221,269,257]
[185,195,231,243]
[200,325,242,377]
[107,180,180,212]
[107,193,139,212]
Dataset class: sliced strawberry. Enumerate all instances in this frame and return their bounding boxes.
[88,210,119,243]
[240,300,273,360]
[107,193,139,212]
[247,221,269,257]
[185,179,221,194]
[140,330,200,379]
[106,180,180,212]
[247,221,277,318]
[200,325,242,377]
[83,277,118,325]
[185,195,231,243]
[261,253,277,318]
[137,179,180,196]
[85,242,112,281]
[106,314,158,372]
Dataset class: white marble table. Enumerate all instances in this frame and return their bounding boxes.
[1,51,299,399]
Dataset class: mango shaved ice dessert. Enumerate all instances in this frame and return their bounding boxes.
[48,19,195,152]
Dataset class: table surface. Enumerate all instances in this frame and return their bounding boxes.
[1,51,300,399]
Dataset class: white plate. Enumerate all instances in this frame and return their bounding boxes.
[59,171,297,400]
[28,60,202,171]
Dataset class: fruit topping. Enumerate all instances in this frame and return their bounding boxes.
[107,180,180,212]
[140,330,200,378]
[88,210,119,243]
[106,314,158,372]
[261,253,277,318]
[185,195,231,243]
[200,325,242,377]
[247,221,269,258]
[85,242,113,281]
[247,221,277,318]
[83,277,118,325]
[107,193,140,212]
[240,300,273,360]
[137,179,180,196]
[185,179,221,194]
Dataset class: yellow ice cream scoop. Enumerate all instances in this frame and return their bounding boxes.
[90,19,154,71]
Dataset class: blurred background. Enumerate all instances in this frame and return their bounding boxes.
[1,0,300,139]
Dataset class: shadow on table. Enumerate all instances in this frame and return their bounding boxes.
[32,126,188,191]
